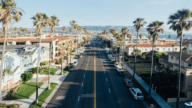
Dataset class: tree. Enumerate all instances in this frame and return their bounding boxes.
[69,28,72,35]
[147,21,164,97]
[121,27,129,68]
[0,0,23,100]
[31,13,49,104]
[132,18,146,79]
[183,47,189,54]
[70,20,76,28]
[48,16,59,90]
[168,9,192,108]
[62,26,66,32]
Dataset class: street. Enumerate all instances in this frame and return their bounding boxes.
[45,36,146,108]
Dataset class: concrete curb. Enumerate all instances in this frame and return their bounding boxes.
[41,72,69,108]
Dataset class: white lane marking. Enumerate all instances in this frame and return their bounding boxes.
[78,96,80,101]
[84,74,85,77]
[106,78,108,82]
[56,96,65,100]
[82,82,84,87]
[108,88,111,93]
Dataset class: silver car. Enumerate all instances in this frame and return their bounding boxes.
[129,88,144,100]
[124,78,133,87]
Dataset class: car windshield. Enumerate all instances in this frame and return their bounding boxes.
[137,93,143,96]
[128,81,132,83]
[119,68,122,70]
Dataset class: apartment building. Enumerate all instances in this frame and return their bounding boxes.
[0,45,46,71]
[0,51,24,91]
[126,43,181,56]
[159,52,192,95]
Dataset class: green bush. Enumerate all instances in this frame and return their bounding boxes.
[32,67,42,74]
[40,61,49,66]
[21,72,33,81]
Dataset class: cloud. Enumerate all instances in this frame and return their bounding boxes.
[145,0,172,5]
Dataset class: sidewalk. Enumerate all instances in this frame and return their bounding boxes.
[122,59,171,108]
[0,54,80,107]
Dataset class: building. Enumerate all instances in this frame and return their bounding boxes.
[126,43,181,56]
[0,45,46,71]
[183,39,192,55]
[0,51,24,91]
[159,52,192,95]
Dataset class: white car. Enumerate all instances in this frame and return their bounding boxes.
[117,67,123,72]
[129,88,144,100]
[114,62,119,68]
[185,101,192,106]
[73,61,78,66]
[108,54,112,58]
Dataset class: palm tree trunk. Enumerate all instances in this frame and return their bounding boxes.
[123,39,125,68]
[67,52,69,70]
[36,32,42,104]
[116,47,117,62]
[70,41,72,65]
[132,32,139,79]
[119,46,121,64]
[176,33,183,108]
[48,32,54,89]
[0,25,8,100]
[61,56,63,75]
[149,40,155,96]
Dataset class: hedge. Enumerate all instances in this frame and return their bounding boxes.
[32,67,42,74]
[40,61,49,66]
[21,72,33,81]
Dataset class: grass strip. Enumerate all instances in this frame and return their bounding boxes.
[6,82,44,100]
[41,68,59,75]
[29,83,57,108]
[124,70,161,108]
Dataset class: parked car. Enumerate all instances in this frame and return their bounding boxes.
[117,67,123,72]
[185,101,192,106]
[124,78,133,87]
[80,53,83,58]
[108,54,112,58]
[73,61,78,66]
[129,88,144,100]
[114,62,119,68]
[118,70,124,76]
[75,55,79,59]
[106,51,109,54]
[69,65,75,71]
[113,54,116,57]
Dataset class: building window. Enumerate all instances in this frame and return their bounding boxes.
[175,48,177,50]
[188,63,192,67]
[157,48,159,50]
[131,49,132,51]
[0,43,3,45]
[168,48,170,51]
[24,64,28,67]
[171,56,173,59]
[181,62,184,66]
[145,49,147,51]
[163,48,165,50]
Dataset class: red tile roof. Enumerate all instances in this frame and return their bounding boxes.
[127,43,180,48]
[0,37,71,43]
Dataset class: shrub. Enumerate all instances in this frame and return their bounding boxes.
[32,67,42,74]
[40,61,49,66]
[21,72,33,81]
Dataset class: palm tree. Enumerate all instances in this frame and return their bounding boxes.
[168,34,171,44]
[132,18,146,79]
[168,9,192,108]
[147,21,164,97]
[121,27,128,68]
[13,27,18,36]
[0,0,23,100]
[70,20,76,28]
[62,26,66,32]
[69,28,72,36]
[31,13,49,104]
[48,16,59,89]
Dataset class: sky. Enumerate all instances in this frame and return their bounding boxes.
[11,0,192,33]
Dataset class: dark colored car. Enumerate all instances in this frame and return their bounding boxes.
[118,71,125,76]
[69,65,74,71]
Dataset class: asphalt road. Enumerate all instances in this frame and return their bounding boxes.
[45,36,146,108]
